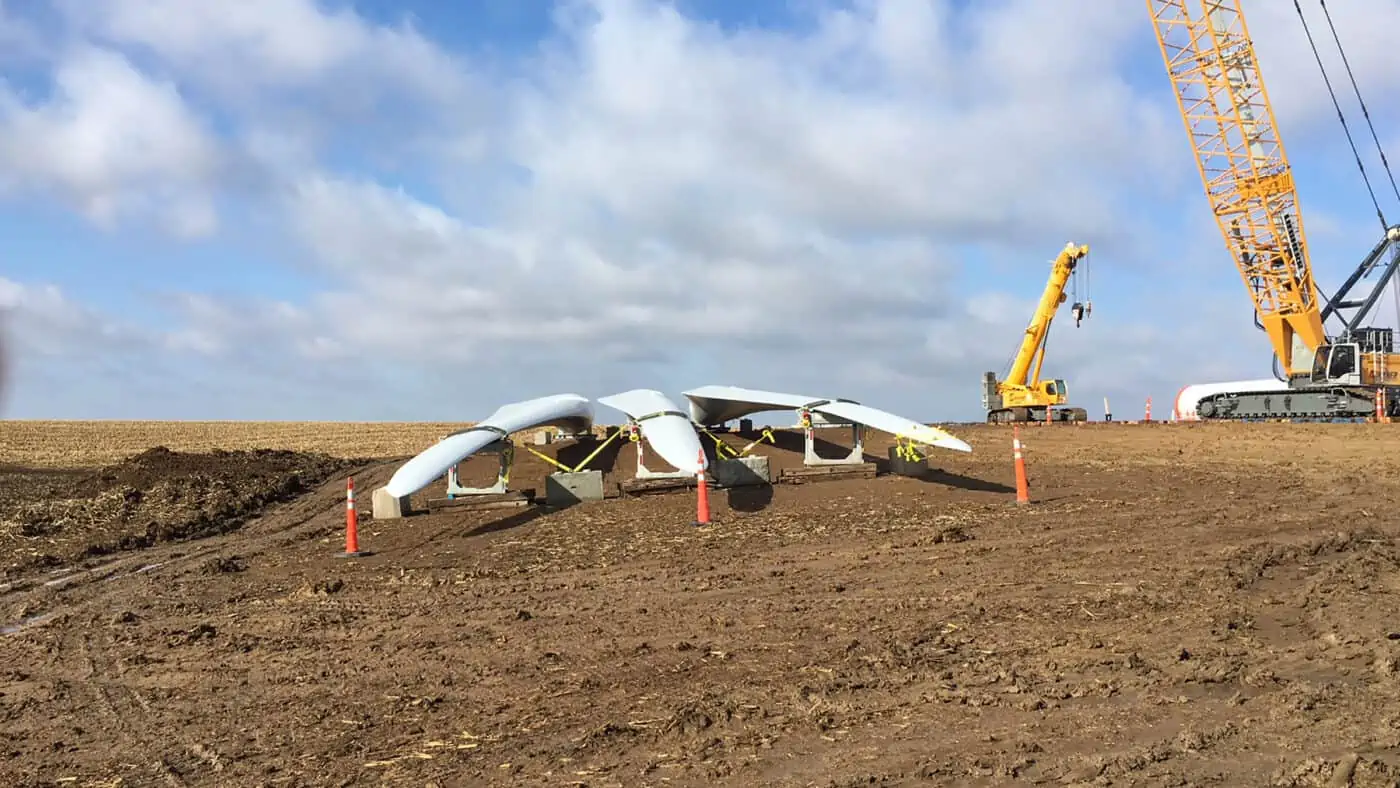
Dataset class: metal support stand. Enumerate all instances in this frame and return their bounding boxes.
[629,423,694,480]
[798,408,865,466]
[446,439,514,497]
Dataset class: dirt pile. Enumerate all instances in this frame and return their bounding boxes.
[0,447,357,576]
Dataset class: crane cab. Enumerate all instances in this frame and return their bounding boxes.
[998,378,1069,409]
[1311,342,1361,386]
[1310,339,1400,387]
[1040,378,1069,405]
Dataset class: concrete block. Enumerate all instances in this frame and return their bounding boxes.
[545,470,605,507]
[887,446,928,477]
[372,486,411,519]
[712,456,770,487]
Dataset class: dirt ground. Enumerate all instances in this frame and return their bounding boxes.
[2,421,1400,786]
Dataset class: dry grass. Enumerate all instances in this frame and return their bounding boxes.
[0,421,484,468]
[6,418,1395,471]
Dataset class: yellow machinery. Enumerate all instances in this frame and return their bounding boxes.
[1148,0,1400,421]
[982,242,1092,424]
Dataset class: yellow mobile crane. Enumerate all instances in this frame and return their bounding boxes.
[1149,0,1400,421]
[982,242,1092,424]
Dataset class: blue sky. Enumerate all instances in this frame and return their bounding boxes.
[1,0,1399,424]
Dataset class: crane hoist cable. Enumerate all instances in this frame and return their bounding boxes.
[1292,0,1388,230]
[1316,0,1400,208]
[1071,249,1088,311]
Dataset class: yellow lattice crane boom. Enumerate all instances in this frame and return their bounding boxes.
[1148,0,1400,421]
[1148,0,1327,376]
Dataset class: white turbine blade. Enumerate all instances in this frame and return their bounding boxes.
[598,388,706,473]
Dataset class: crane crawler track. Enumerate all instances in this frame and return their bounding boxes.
[1195,385,1396,422]
[986,406,1088,425]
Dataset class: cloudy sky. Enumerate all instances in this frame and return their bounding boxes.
[1,0,1398,423]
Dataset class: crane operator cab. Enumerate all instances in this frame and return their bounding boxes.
[1311,342,1361,385]
[1040,379,1068,403]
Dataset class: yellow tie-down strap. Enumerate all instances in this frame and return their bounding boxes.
[893,423,970,459]
[893,435,924,462]
[523,425,625,474]
[694,424,778,459]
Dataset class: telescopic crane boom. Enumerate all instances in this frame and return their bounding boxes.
[1148,0,1400,421]
[982,242,1091,424]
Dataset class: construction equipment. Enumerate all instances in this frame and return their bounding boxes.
[1149,0,1400,421]
[982,242,1092,424]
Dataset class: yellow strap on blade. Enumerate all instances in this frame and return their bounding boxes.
[524,445,571,473]
[893,435,924,462]
[736,427,776,457]
[696,425,740,459]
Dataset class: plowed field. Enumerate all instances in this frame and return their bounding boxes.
[1,421,1398,787]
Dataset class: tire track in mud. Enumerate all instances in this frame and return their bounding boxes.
[74,614,243,784]
[0,460,392,629]
[0,460,397,781]
[76,630,191,786]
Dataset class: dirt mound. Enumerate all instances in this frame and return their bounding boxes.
[82,446,337,490]
[0,447,357,577]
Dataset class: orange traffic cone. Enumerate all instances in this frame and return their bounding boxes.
[694,449,711,526]
[338,477,368,558]
[1012,427,1030,506]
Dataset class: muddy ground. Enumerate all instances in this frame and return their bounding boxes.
[0,447,362,577]
[2,422,1400,786]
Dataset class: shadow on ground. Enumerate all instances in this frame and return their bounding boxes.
[388,507,549,558]
[924,469,1014,494]
[725,484,774,513]
[767,429,861,461]
[466,507,549,537]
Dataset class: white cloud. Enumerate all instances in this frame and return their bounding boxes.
[57,0,492,171]
[59,0,469,100]
[508,0,1181,247]
[0,277,152,356]
[0,46,223,236]
[3,0,1399,420]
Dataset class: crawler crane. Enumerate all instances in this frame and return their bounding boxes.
[1148,0,1400,421]
[982,242,1092,424]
